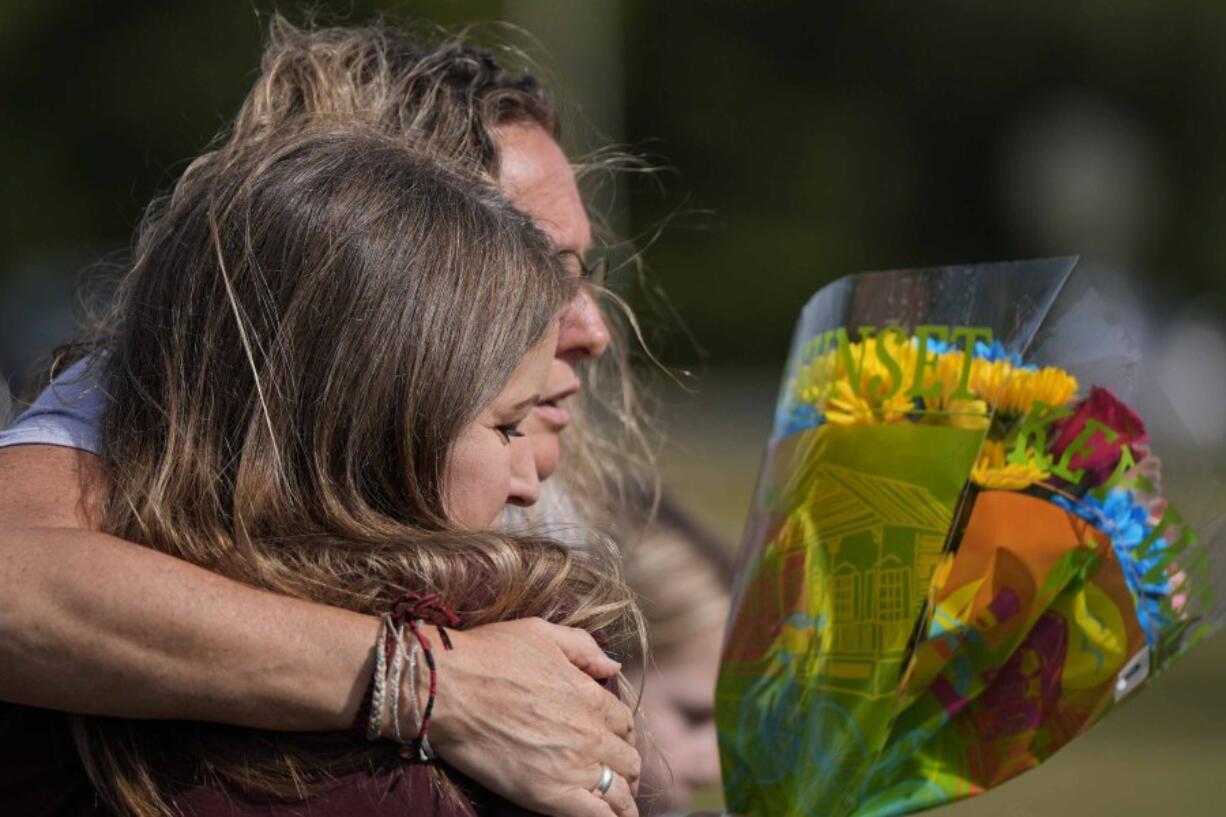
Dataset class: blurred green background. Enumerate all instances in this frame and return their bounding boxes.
[2,1,1224,814]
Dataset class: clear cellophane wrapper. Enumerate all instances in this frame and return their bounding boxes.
[716,258,1226,817]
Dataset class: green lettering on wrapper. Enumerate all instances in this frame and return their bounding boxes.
[837,326,877,392]
[869,326,907,399]
[910,325,950,400]
[1052,419,1119,483]
[1008,401,1073,470]
[949,327,995,401]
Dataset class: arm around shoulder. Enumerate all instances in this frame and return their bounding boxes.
[0,443,379,730]
[0,445,642,817]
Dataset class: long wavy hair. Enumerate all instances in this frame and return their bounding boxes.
[71,129,640,816]
[46,13,659,547]
[216,14,658,532]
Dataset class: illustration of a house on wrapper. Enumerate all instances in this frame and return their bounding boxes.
[802,464,951,698]
[721,459,954,700]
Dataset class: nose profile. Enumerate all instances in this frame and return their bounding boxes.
[557,288,611,361]
[506,434,541,507]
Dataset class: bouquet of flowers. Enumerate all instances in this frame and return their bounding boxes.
[716,258,1226,817]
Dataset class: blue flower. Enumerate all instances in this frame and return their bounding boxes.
[973,339,1038,371]
[1052,489,1172,647]
[778,401,824,438]
[921,337,954,356]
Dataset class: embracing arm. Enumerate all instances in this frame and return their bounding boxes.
[0,444,639,817]
[0,445,379,728]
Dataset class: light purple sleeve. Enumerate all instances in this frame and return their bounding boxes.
[0,356,105,455]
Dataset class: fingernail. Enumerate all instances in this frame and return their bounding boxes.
[604,649,623,663]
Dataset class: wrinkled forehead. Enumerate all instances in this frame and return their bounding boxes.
[493,123,592,255]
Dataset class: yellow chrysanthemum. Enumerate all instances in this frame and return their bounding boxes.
[926,349,969,399]
[832,335,918,390]
[1000,366,1080,415]
[802,333,920,425]
[971,439,1050,490]
[825,379,914,425]
[914,350,991,428]
[968,357,1015,408]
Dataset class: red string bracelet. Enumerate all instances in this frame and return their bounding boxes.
[390,592,460,629]
[390,592,460,760]
[406,617,437,759]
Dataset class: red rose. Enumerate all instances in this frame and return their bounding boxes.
[1048,386,1147,487]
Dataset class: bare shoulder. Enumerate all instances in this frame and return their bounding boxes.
[0,445,105,530]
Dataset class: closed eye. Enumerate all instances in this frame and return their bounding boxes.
[678,703,715,729]
[496,424,526,443]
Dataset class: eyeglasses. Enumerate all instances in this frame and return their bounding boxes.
[557,250,608,287]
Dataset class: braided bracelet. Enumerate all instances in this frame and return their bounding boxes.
[364,616,390,741]
[387,621,408,745]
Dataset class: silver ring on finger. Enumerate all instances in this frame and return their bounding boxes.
[593,764,615,796]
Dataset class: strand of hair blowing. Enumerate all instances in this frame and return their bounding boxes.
[71,130,639,817]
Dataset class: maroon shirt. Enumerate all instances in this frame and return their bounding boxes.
[0,703,537,817]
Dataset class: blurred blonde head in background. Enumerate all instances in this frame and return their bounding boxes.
[624,498,732,815]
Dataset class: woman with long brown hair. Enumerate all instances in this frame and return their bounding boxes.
[0,17,652,817]
[67,125,640,814]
